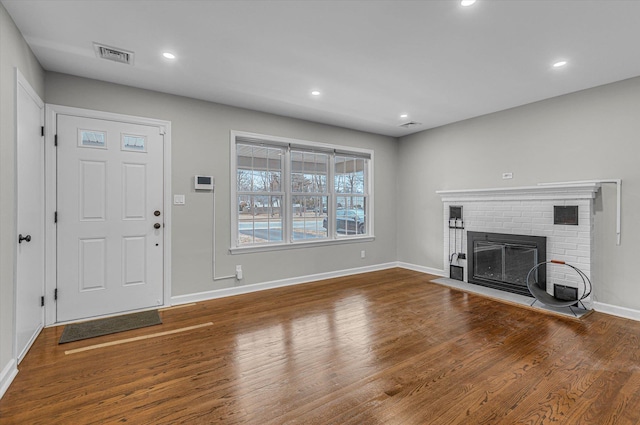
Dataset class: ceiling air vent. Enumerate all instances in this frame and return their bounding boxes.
[93,43,134,65]
[399,121,422,129]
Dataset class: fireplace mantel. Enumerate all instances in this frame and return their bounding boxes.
[437,183,601,203]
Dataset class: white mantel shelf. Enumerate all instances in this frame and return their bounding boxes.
[437,183,601,202]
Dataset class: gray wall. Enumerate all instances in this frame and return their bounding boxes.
[0,3,45,381]
[397,76,640,310]
[45,72,399,297]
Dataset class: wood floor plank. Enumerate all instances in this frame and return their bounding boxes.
[354,309,565,425]
[1,268,640,424]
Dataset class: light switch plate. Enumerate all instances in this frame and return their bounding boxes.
[174,194,185,205]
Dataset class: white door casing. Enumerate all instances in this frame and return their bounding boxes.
[15,70,45,362]
[46,106,171,324]
[44,106,172,325]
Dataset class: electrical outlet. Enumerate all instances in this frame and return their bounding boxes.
[361,250,366,259]
[502,172,513,179]
[235,265,243,280]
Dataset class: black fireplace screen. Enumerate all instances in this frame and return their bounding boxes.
[474,242,538,286]
[467,232,546,296]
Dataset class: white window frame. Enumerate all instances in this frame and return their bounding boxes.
[230,131,374,253]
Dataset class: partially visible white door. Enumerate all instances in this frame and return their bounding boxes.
[16,71,45,362]
[56,115,164,322]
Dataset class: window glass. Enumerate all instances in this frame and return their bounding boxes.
[237,144,282,192]
[335,155,367,236]
[237,144,285,245]
[292,195,329,240]
[291,151,328,193]
[335,156,365,194]
[233,135,371,248]
[291,150,329,241]
[237,195,283,244]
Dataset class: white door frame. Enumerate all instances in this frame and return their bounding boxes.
[14,69,45,361]
[44,105,172,325]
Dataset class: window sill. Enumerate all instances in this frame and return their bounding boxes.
[229,235,375,255]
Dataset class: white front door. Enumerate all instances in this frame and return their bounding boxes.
[56,115,164,322]
[16,71,45,361]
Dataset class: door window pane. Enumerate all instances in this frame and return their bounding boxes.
[122,134,146,152]
[79,129,106,148]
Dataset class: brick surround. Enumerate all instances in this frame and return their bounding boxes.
[437,184,601,308]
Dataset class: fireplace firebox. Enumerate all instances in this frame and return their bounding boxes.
[467,231,546,296]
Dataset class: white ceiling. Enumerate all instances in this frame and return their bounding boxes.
[4,0,640,137]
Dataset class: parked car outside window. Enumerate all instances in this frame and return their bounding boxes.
[323,209,366,235]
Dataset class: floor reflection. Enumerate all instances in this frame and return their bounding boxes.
[232,294,374,419]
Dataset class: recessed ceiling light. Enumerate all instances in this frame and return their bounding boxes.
[400,114,409,119]
[311,90,321,96]
[553,60,567,68]
[461,0,476,6]
[162,52,176,59]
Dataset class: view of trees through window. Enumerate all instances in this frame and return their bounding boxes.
[235,137,370,248]
[236,144,284,244]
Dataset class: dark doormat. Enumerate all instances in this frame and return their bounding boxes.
[59,310,162,344]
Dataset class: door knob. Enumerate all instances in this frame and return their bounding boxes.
[18,234,31,243]
[154,223,161,229]
[154,210,161,216]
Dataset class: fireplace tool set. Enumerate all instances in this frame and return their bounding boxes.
[448,206,464,281]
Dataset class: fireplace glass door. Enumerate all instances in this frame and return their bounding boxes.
[467,231,546,296]
[473,241,538,288]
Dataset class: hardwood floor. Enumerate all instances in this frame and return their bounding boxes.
[2,268,640,424]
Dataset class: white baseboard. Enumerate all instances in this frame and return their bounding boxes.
[593,301,640,322]
[0,359,18,400]
[396,262,445,277]
[171,262,400,305]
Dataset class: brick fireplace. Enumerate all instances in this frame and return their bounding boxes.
[437,183,601,308]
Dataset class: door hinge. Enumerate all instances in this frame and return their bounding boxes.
[54,134,58,146]
[41,126,44,137]
[41,296,45,307]
[54,211,57,223]
[54,288,58,301]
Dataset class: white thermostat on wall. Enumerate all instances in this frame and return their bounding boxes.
[194,175,214,190]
